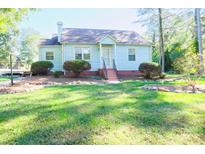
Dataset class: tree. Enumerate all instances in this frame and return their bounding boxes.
[158,8,165,73]
[0,9,30,33]
[135,9,159,63]
[135,9,204,73]
[19,29,41,68]
[0,29,19,67]
[135,9,170,73]
[194,8,204,74]
[0,9,34,65]
[173,51,200,93]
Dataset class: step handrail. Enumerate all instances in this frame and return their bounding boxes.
[112,59,117,70]
[102,58,108,79]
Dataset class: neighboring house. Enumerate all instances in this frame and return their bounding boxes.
[39,21,152,80]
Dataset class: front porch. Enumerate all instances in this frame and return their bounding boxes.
[98,35,118,81]
[98,35,117,70]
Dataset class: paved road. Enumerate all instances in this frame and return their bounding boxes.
[0,69,28,75]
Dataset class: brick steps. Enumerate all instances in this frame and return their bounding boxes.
[106,69,119,81]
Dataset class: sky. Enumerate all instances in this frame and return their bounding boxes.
[19,8,146,38]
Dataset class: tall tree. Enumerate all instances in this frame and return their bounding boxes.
[0,9,30,33]
[135,8,165,72]
[0,9,32,65]
[135,9,201,72]
[158,8,165,73]
[19,29,41,68]
[195,8,204,74]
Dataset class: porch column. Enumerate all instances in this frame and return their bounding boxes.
[114,43,116,59]
[99,43,102,69]
[114,43,117,69]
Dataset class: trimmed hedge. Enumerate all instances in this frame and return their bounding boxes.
[53,71,62,78]
[31,61,54,75]
[63,60,91,77]
[139,62,161,79]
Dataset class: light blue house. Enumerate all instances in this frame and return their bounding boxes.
[39,22,152,80]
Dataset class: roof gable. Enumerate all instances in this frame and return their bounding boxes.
[99,35,116,44]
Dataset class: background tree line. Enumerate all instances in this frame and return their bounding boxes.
[135,8,205,74]
[0,8,41,69]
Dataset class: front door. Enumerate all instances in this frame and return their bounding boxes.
[102,47,112,68]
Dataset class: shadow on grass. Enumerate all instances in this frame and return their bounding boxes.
[0,82,198,144]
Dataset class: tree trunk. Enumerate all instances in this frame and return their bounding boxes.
[9,54,14,86]
[158,8,165,73]
[195,8,204,74]
[152,30,156,52]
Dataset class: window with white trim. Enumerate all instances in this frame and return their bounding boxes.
[128,49,136,61]
[46,52,54,60]
[75,47,90,60]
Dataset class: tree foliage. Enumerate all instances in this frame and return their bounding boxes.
[19,29,41,67]
[0,9,34,66]
[0,9,30,33]
[173,52,200,92]
[135,8,205,73]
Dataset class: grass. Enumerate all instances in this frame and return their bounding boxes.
[0,77,10,82]
[0,80,204,144]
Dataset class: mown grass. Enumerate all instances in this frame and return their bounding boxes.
[0,81,204,144]
[0,77,9,82]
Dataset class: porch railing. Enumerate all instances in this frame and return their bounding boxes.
[112,59,117,70]
[102,58,108,79]
[113,58,119,78]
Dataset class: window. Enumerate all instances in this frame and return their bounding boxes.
[128,49,136,61]
[46,52,54,60]
[75,48,82,60]
[83,48,90,60]
[75,47,90,60]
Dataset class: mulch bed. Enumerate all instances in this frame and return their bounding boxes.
[0,76,107,94]
[140,84,205,93]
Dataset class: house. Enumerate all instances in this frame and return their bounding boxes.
[39,21,152,80]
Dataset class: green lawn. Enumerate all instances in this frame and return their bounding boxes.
[0,81,204,144]
[0,77,9,82]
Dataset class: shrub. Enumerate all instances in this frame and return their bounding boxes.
[159,73,166,79]
[173,52,200,93]
[139,62,161,79]
[63,60,91,77]
[31,61,53,75]
[53,71,62,78]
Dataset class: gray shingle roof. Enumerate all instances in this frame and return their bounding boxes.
[40,28,150,46]
[40,36,60,45]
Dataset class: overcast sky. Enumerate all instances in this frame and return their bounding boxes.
[19,8,146,38]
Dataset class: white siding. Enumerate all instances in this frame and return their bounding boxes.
[115,45,152,70]
[39,46,62,71]
[63,44,100,71]
[39,44,152,72]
